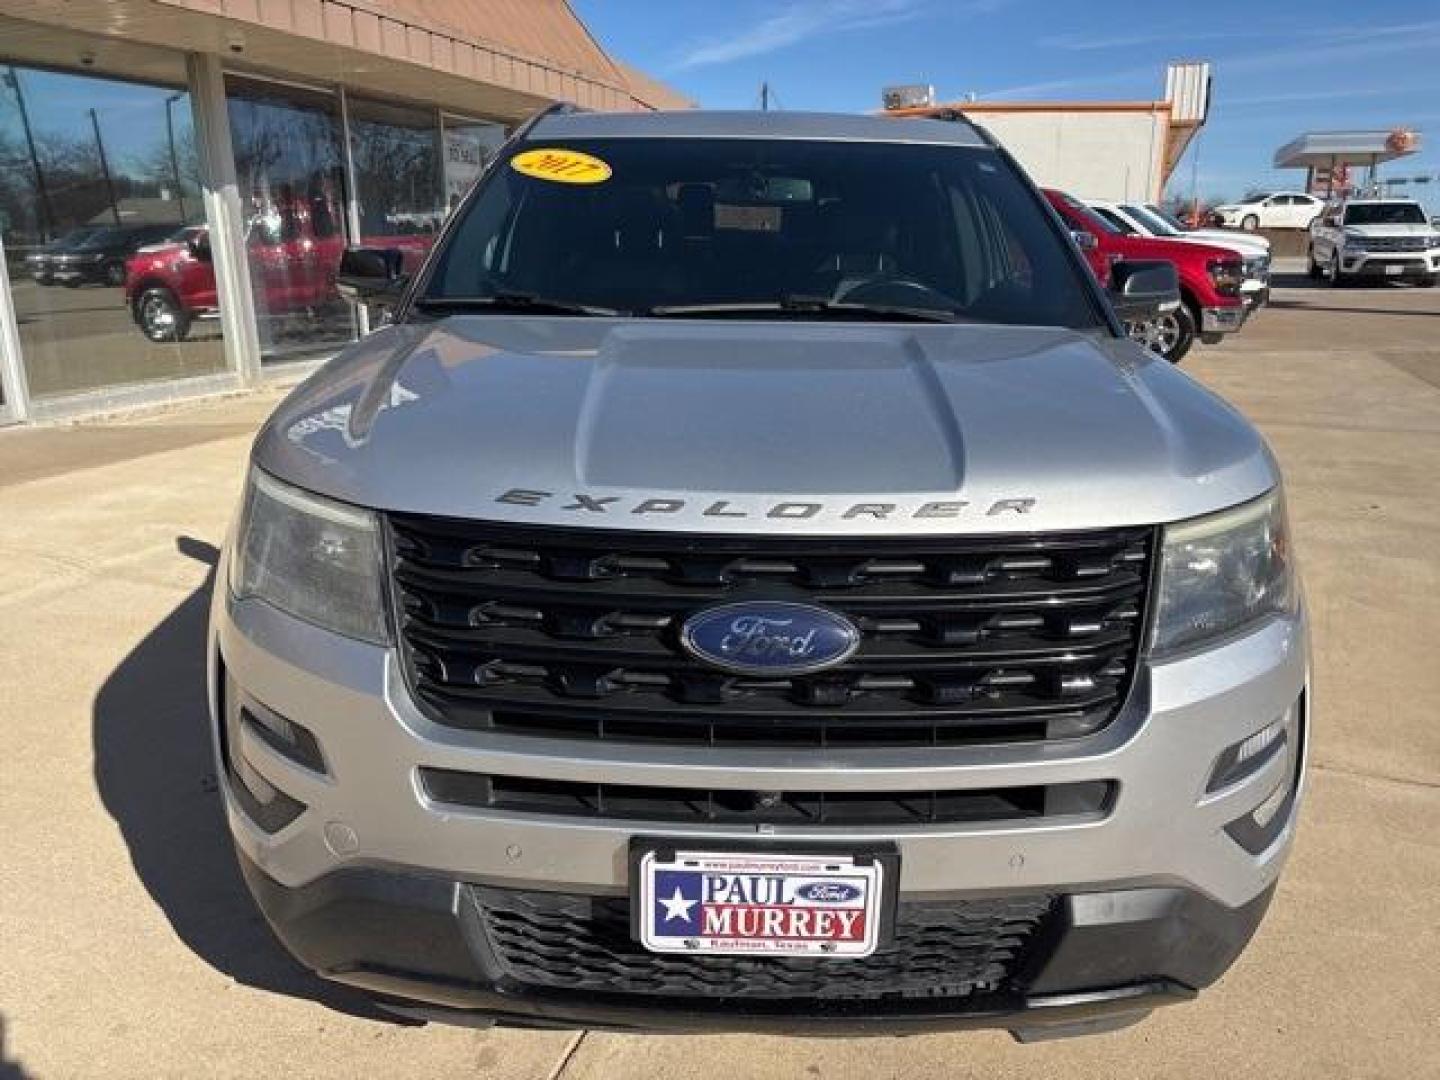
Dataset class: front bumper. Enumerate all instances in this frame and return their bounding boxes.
[1200,304,1248,335]
[48,261,105,284]
[1339,250,1440,278]
[237,846,1275,1037]
[211,552,1308,1031]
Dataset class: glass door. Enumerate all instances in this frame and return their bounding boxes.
[225,75,356,364]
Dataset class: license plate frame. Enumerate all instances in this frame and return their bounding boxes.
[629,839,900,959]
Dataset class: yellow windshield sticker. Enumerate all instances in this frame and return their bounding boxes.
[510,148,612,185]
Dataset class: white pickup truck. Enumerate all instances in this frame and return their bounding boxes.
[1308,198,1440,286]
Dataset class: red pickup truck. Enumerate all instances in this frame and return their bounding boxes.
[125,200,433,342]
[1045,189,1246,363]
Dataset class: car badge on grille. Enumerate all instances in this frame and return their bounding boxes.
[679,602,861,677]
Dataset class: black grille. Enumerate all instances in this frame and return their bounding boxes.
[388,518,1153,748]
[1361,236,1428,253]
[422,769,1114,827]
[470,886,1054,1001]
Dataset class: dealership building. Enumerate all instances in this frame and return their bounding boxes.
[0,0,689,426]
[883,63,1212,206]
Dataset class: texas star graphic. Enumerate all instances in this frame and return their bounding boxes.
[659,885,697,924]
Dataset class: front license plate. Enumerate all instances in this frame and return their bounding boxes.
[1385,264,1404,274]
[637,849,885,957]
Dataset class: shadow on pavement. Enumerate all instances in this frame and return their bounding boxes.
[91,536,408,1024]
[1266,301,1440,317]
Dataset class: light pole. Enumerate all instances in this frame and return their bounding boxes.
[164,92,188,223]
[88,107,122,226]
[2,65,54,240]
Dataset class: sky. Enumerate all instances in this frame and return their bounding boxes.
[574,0,1440,212]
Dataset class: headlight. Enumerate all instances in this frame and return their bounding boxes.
[1342,230,1366,251]
[1206,257,1244,297]
[1152,490,1296,655]
[228,468,390,644]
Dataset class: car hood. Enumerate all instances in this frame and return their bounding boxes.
[255,317,1276,535]
[1186,229,1270,253]
[1104,234,1239,265]
[1343,223,1434,238]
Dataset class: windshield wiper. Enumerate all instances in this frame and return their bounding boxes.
[649,295,962,323]
[413,292,623,317]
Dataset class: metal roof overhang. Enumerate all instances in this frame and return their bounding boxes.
[1274,130,1422,169]
[0,0,681,118]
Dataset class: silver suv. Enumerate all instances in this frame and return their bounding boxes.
[210,108,1308,1041]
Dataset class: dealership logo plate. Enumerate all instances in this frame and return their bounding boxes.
[638,850,883,958]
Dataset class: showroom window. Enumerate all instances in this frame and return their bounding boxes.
[440,115,508,214]
[226,75,356,363]
[0,64,222,399]
[349,98,442,240]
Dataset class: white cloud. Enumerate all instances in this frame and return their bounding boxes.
[977,65,1152,100]
[1039,28,1239,51]
[672,0,928,70]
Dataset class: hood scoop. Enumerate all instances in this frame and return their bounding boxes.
[574,324,965,493]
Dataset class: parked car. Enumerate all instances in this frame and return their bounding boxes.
[1087,200,1271,308]
[1308,198,1440,286]
[124,203,433,341]
[41,223,180,287]
[1210,192,1325,232]
[1045,189,1247,363]
[24,226,107,284]
[213,107,1306,1040]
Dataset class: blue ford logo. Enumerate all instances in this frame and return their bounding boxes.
[798,882,862,904]
[679,601,860,676]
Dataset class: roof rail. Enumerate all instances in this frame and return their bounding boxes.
[514,100,587,141]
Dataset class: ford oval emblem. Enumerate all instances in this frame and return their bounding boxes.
[797,882,863,904]
[679,601,861,676]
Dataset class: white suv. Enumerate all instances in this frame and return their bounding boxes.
[1211,192,1325,231]
[1308,199,1440,286]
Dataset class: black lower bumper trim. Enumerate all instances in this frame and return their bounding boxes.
[236,848,1272,1035]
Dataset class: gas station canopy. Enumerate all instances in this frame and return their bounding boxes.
[1274,129,1422,169]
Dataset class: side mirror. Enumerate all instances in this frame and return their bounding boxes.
[1071,230,1098,252]
[1109,259,1180,323]
[337,247,407,305]
[187,234,211,261]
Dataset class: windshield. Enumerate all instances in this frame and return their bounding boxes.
[1239,193,1271,204]
[1344,202,1427,225]
[74,228,122,250]
[1147,205,1190,232]
[423,138,1101,330]
[1052,191,1119,235]
[51,227,101,249]
[1089,206,1137,235]
[1124,204,1180,237]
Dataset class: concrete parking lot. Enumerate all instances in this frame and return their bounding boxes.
[1,270,1437,1079]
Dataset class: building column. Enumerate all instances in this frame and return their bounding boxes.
[186,52,261,384]
[0,229,31,423]
[337,86,370,338]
